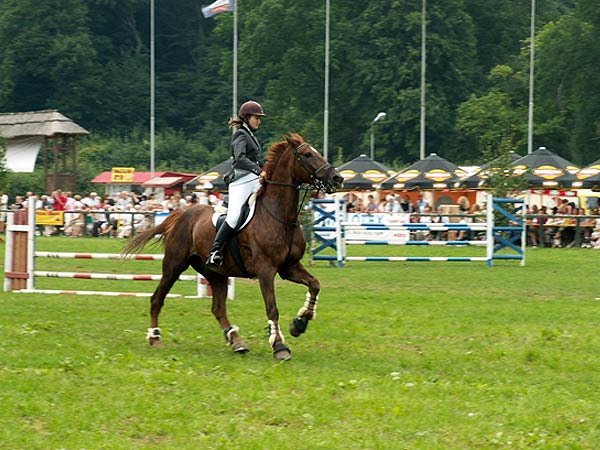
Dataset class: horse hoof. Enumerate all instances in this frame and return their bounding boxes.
[273,343,292,361]
[232,341,249,353]
[289,317,308,337]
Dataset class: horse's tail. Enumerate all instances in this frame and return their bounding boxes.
[121,209,186,256]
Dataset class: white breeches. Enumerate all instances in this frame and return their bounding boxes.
[225,172,261,228]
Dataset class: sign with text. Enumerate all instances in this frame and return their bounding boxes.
[111,167,135,183]
[36,210,64,226]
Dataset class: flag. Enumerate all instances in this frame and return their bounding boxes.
[202,0,235,18]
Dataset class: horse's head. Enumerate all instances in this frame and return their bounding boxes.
[282,133,343,193]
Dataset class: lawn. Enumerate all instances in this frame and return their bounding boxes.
[1,237,599,449]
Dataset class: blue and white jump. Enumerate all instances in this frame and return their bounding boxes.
[310,194,526,267]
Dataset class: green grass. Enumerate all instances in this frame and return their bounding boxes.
[1,237,600,449]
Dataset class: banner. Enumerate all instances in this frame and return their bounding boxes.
[36,210,64,226]
[202,0,234,18]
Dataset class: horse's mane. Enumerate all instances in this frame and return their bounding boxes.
[257,133,303,198]
[262,133,304,178]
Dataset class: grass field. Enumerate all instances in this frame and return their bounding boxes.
[1,236,600,449]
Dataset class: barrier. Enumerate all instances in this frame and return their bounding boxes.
[310,194,526,267]
[3,198,234,298]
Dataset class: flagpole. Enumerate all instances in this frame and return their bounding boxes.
[150,0,155,177]
[419,0,426,161]
[323,0,330,162]
[527,0,535,154]
[233,0,238,117]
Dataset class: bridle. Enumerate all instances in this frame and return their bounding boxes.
[263,142,332,192]
[261,141,332,229]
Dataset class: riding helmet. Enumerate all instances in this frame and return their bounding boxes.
[239,101,266,118]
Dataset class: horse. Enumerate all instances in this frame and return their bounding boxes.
[122,133,343,361]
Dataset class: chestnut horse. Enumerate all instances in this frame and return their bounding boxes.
[123,133,343,360]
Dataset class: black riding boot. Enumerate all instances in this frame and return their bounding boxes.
[207,222,235,267]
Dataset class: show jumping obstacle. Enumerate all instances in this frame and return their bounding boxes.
[310,194,526,267]
[3,198,234,299]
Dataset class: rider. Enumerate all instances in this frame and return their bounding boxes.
[207,100,267,267]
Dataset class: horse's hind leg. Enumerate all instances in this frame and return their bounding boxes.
[147,257,189,346]
[206,273,249,353]
[278,262,320,338]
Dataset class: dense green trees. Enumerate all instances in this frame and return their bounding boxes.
[0,0,598,193]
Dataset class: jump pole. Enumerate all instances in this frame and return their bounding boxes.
[3,197,234,299]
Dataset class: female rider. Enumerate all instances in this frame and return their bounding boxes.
[207,100,267,267]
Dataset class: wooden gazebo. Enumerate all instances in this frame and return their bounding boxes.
[0,110,89,191]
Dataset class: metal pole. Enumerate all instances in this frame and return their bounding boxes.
[419,0,426,160]
[527,0,536,154]
[370,124,374,160]
[323,0,330,162]
[150,0,155,176]
[233,1,238,117]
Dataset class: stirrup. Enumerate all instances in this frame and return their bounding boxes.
[207,250,224,266]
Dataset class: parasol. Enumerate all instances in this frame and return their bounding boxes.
[456,151,522,189]
[184,158,233,191]
[336,154,393,190]
[510,147,579,188]
[380,153,466,190]
[575,158,600,190]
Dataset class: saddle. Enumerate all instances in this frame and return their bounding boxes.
[211,191,258,232]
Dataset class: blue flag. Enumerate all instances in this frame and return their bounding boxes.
[202,0,235,18]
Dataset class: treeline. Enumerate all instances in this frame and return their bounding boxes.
[1,0,599,192]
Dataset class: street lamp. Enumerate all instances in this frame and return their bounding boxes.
[370,112,387,160]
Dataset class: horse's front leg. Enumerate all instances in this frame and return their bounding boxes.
[258,272,291,361]
[278,262,320,338]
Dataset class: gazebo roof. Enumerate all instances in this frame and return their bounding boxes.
[0,110,89,139]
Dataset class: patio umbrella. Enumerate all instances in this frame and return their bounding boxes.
[456,151,522,189]
[336,154,393,190]
[575,158,600,189]
[380,153,466,190]
[510,147,579,188]
[184,158,233,191]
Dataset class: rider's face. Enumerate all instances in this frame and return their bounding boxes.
[248,115,262,130]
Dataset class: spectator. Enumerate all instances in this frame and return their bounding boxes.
[92,201,110,237]
[416,192,429,213]
[0,191,8,234]
[162,194,177,212]
[385,194,401,213]
[82,192,101,209]
[64,196,85,237]
[365,194,379,213]
[400,194,414,213]
[457,195,470,213]
[116,191,133,210]
[52,190,67,211]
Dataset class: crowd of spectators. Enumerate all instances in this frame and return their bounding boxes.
[3,189,600,247]
[0,189,226,239]
[340,191,600,248]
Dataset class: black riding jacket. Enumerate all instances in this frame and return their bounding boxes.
[231,126,263,176]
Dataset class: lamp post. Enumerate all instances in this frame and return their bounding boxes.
[370,112,387,160]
